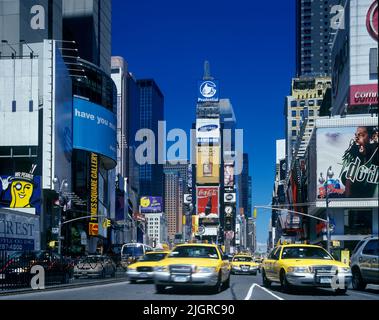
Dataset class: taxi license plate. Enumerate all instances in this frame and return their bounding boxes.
[242,267,249,271]
[319,277,332,284]
[173,275,188,283]
[139,273,149,278]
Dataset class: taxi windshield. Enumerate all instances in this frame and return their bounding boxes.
[281,247,332,260]
[168,246,219,259]
[233,256,252,262]
[139,253,167,261]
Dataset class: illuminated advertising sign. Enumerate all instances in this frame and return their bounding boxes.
[90,153,98,223]
[224,193,236,203]
[316,126,378,199]
[192,215,199,234]
[197,187,219,218]
[198,80,219,102]
[349,84,378,106]
[196,119,220,144]
[224,163,234,187]
[0,169,41,215]
[366,1,378,41]
[73,97,117,162]
[140,196,163,213]
[196,146,220,184]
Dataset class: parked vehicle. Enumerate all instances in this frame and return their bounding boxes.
[74,255,116,279]
[121,243,154,268]
[262,244,352,294]
[0,251,74,287]
[351,236,379,290]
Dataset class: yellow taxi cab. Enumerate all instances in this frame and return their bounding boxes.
[153,243,231,293]
[231,255,260,275]
[262,244,352,294]
[126,251,170,283]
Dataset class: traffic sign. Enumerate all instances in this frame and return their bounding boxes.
[52,228,59,234]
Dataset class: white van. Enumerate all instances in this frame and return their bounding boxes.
[120,243,153,268]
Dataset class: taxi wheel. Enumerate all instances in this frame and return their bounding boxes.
[262,269,271,287]
[334,288,347,295]
[213,272,223,293]
[155,285,166,294]
[280,270,292,293]
[223,274,230,290]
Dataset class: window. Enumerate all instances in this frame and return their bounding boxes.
[292,120,297,127]
[111,68,120,74]
[291,110,297,117]
[369,48,378,79]
[273,247,281,260]
[362,240,378,256]
[291,100,297,107]
[344,210,373,235]
[292,130,297,137]
[309,109,314,117]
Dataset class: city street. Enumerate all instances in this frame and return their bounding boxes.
[1,275,378,301]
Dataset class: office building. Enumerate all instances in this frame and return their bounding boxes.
[62,0,112,75]
[163,162,188,242]
[295,0,339,76]
[137,79,164,199]
[145,212,168,247]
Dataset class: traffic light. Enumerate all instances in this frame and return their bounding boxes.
[48,240,57,248]
[253,208,257,219]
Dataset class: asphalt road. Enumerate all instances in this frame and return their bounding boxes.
[1,273,378,300]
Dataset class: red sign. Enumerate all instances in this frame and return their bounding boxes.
[197,187,219,217]
[349,84,378,106]
[367,1,378,41]
[89,223,98,236]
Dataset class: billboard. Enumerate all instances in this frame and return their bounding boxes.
[196,119,220,144]
[140,196,163,213]
[197,187,219,218]
[224,163,234,187]
[0,171,41,215]
[316,126,378,199]
[0,210,41,252]
[197,80,219,103]
[349,84,378,106]
[196,146,220,184]
[73,97,117,162]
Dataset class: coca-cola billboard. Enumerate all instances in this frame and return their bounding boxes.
[196,187,219,218]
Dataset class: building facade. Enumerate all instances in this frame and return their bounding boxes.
[295,0,339,76]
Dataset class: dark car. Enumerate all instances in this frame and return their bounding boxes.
[0,251,74,288]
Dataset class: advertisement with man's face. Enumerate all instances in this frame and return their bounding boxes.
[196,146,220,184]
[317,126,379,199]
[196,187,219,218]
[224,163,234,187]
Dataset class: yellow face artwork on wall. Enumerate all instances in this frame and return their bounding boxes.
[10,180,34,208]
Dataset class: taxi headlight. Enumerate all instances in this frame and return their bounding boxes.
[197,267,216,273]
[338,267,350,273]
[154,266,168,272]
[287,266,310,273]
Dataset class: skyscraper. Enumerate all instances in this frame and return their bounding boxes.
[62,0,112,75]
[163,162,188,242]
[238,153,251,218]
[137,79,164,199]
[295,0,339,77]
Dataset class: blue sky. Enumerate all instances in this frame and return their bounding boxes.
[112,0,296,246]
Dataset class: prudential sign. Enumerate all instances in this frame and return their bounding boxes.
[198,80,219,102]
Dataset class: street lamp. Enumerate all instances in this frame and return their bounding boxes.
[53,177,69,255]
[318,166,334,253]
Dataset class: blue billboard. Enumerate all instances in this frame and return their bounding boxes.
[197,80,219,102]
[73,98,117,162]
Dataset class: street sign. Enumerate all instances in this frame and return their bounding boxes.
[51,228,59,234]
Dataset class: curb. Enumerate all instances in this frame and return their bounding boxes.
[0,277,129,296]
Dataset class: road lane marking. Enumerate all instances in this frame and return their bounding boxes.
[244,283,284,300]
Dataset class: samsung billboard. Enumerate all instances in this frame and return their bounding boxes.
[73,98,117,162]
